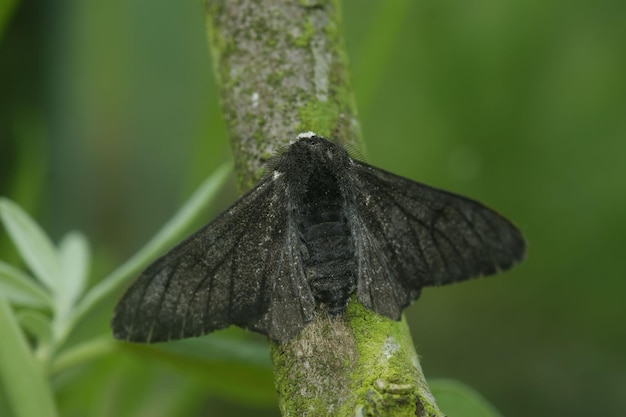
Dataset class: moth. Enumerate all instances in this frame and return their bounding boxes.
[112,133,525,343]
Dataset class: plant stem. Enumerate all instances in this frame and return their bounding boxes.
[205,0,363,191]
[205,1,444,415]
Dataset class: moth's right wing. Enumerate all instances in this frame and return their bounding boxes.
[347,160,525,320]
[111,175,315,344]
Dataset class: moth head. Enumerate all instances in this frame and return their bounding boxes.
[294,133,363,163]
[265,134,353,187]
[289,134,350,166]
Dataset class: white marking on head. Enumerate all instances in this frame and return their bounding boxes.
[273,171,283,180]
[297,131,318,139]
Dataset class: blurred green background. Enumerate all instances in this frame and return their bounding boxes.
[1,0,625,416]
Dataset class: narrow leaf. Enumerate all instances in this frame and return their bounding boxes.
[121,339,276,405]
[0,260,52,308]
[156,335,271,368]
[0,297,58,417]
[0,198,62,292]
[50,336,115,375]
[58,231,90,311]
[17,310,53,346]
[430,379,503,417]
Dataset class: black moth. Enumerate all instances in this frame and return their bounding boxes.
[112,133,525,343]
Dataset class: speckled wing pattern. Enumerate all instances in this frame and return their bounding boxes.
[111,175,315,343]
[347,160,525,320]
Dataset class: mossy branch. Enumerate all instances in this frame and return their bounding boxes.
[205,1,444,415]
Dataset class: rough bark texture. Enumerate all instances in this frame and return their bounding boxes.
[205,1,444,416]
[206,0,362,191]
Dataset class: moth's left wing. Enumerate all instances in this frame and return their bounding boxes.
[346,160,525,319]
[111,175,315,343]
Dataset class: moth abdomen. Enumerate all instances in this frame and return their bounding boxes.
[299,217,357,314]
[308,269,356,315]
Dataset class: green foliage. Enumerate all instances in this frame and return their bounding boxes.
[0,297,57,417]
[0,164,231,417]
[430,379,503,417]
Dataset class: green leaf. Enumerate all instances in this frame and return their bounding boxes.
[57,231,90,313]
[50,336,115,375]
[430,379,503,417]
[0,297,58,417]
[155,334,271,369]
[17,310,53,346]
[0,198,62,293]
[0,261,52,308]
[120,336,276,405]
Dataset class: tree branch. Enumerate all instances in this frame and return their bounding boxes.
[205,1,444,415]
